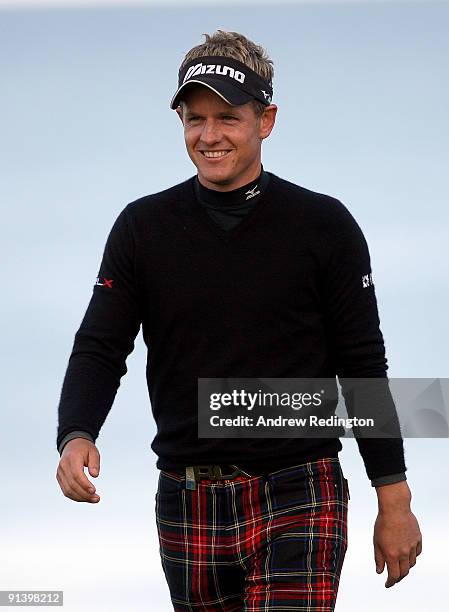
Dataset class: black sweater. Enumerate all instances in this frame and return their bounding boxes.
[56,168,406,486]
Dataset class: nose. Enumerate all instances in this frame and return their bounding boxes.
[200,118,222,145]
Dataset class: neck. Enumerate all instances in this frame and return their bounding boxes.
[193,165,269,213]
[196,165,264,200]
[197,160,263,192]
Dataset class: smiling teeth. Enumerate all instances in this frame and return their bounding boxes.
[203,151,229,158]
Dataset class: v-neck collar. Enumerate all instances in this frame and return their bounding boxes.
[186,171,276,242]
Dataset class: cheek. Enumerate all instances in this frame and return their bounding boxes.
[236,125,257,143]
[235,132,258,153]
[184,129,197,147]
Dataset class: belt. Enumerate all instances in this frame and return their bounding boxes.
[185,464,252,490]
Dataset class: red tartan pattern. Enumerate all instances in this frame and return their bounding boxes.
[155,457,349,611]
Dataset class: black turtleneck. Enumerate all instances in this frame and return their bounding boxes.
[194,164,270,231]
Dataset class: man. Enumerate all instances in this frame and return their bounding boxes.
[56,30,422,611]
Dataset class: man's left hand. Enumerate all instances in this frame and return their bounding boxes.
[373,481,422,588]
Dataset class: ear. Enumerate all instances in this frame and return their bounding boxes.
[176,105,184,124]
[259,104,277,140]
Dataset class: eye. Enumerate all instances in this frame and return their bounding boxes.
[223,115,237,120]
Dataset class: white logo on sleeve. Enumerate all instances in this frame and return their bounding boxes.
[95,275,114,288]
[362,273,374,288]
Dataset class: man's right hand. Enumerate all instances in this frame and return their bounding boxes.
[56,438,101,503]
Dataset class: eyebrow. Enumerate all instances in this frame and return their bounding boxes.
[184,110,239,118]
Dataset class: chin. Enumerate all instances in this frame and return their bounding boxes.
[202,172,235,187]
[201,162,239,180]
[198,163,227,176]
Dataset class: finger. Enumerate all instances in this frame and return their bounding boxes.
[416,540,422,556]
[56,468,69,495]
[65,472,100,502]
[87,447,100,478]
[67,456,98,494]
[57,468,90,502]
[59,463,99,502]
[396,556,410,583]
[374,546,385,574]
[409,546,417,568]
[385,559,400,588]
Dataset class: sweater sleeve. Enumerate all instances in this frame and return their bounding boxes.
[56,205,142,452]
[58,430,95,456]
[321,200,407,482]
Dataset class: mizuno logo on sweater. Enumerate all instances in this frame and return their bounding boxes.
[95,276,113,288]
[245,185,260,200]
[183,63,246,84]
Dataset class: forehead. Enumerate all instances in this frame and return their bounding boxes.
[181,84,247,113]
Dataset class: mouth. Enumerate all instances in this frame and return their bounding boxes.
[199,150,233,162]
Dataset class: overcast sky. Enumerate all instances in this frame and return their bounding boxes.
[2,0,445,9]
[1,2,448,611]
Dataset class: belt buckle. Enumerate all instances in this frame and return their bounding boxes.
[185,465,223,490]
[194,465,223,480]
[185,465,246,491]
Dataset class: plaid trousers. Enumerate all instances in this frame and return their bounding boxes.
[155,457,349,611]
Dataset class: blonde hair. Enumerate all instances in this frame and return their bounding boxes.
[179,30,274,117]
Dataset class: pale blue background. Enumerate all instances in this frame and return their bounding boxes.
[1,1,448,611]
